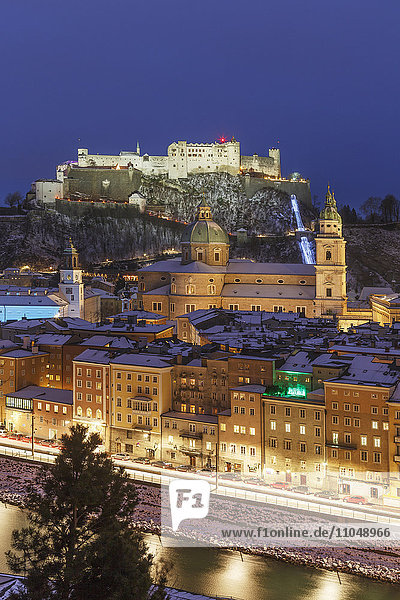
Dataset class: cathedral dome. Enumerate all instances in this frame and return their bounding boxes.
[181,204,229,245]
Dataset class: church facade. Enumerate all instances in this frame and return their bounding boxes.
[137,188,347,319]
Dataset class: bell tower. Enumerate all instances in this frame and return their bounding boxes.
[314,186,347,317]
[59,239,84,318]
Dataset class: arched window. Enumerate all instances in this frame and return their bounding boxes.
[207,284,216,295]
[139,282,145,291]
[76,406,82,417]
[326,250,332,261]
[196,249,204,261]
[171,283,176,293]
[186,284,195,295]
[73,256,77,267]
[96,409,102,420]
[86,408,92,418]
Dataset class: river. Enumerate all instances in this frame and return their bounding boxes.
[0,504,399,600]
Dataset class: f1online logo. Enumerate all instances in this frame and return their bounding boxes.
[169,479,210,531]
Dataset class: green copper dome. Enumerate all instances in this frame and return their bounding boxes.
[320,186,342,223]
[181,204,229,244]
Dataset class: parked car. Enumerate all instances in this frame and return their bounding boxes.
[196,468,216,477]
[176,465,196,472]
[133,457,151,464]
[219,472,242,481]
[343,495,367,505]
[111,453,131,461]
[243,477,265,486]
[151,460,173,469]
[269,482,291,490]
[314,490,341,500]
[291,485,311,495]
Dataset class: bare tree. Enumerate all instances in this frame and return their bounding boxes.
[5,192,23,208]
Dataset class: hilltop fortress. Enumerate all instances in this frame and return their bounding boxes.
[73,139,281,180]
[33,139,311,207]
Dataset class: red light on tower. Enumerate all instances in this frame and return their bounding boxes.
[218,136,226,143]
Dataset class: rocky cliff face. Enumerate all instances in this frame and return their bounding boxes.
[140,172,316,235]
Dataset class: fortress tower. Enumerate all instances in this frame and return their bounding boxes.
[314,186,347,316]
[59,240,84,318]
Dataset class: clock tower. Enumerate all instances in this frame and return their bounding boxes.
[59,239,84,318]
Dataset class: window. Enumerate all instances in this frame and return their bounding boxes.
[285,423,291,433]
[116,412,122,422]
[373,437,381,448]
[249,427,255,436]
[285,407,291,417]
[325,250,332,261]
[270,405,276,415]
[299,442,306,453]
[299,409,306,419]
[326,288,332,297]
[220,423,226,431]
[372,421,378,430]
[361,451,368,462]
[270,420,276,430]
[361,435,367,445]
[300,425,306,435]
[152,302,162,312]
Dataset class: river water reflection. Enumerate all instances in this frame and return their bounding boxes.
[0,504,399,600]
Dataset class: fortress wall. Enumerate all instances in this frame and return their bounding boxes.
[63,166,142,202]
[244,177,312,207]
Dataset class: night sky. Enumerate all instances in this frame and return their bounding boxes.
[1,0,399,208]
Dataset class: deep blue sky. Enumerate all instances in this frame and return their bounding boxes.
[1,0,399,208]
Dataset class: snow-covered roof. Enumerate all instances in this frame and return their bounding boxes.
[110,353,172,369]
[6,386,73,404]
[162,411,218,424]
[1,349,47,359]
[221,284,315,299]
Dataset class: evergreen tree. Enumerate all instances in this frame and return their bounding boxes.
[6,424,167,600]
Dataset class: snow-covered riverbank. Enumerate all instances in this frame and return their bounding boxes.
[1,457,399,585]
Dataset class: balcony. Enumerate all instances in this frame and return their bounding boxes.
[180,430,203,440]
[326,441,357,450]
[133,424,152,432]
[180,445,201,456]
[132,409,151,415]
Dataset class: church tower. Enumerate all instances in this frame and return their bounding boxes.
[59,239,84,318]
[314,186,347,317]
